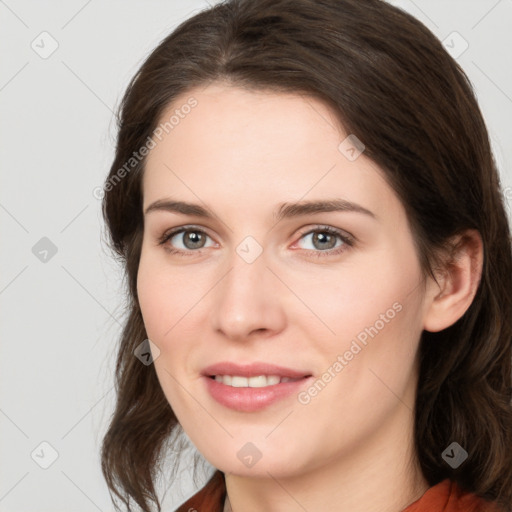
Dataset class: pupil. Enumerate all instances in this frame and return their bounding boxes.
[186,231,204,249]
[314,232,335,250]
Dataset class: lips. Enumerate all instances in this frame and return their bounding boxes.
[201,361,313,412]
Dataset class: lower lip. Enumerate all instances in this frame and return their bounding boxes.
[203,375,313,412]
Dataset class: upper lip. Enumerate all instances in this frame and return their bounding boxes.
[202,362,312,379]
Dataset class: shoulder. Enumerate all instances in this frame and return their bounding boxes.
[402,479,505,512]
[174,470,226,512]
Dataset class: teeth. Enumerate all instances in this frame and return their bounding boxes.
[213,375,299,387]
[232,376,248,387]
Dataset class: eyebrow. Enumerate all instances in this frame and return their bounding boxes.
[144,198,376,222]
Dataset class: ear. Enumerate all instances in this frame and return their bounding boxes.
[422,229,484,333]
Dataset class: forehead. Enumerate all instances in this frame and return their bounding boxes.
[142,83,400,221]
[152,82,344,159]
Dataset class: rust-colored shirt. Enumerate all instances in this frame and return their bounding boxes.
[174,470,503,512]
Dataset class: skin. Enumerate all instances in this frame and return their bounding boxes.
[137,82,483,512]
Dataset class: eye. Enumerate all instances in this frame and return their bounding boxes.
[157,226,215,256]
[294,225,354,258]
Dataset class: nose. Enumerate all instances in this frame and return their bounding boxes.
[209,246,286,343]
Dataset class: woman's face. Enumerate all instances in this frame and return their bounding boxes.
[137,82,432,477]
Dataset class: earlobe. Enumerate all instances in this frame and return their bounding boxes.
[422,230,483,333]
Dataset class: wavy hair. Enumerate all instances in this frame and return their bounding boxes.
[100,0,512,510]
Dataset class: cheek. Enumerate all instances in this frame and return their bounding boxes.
[136,248,177,341]
[136,248,208,367]
[300,246,425,390]
[136,253,193,416]
[296,296,423,448]
[325,292,423,411]
[295,253,421,346]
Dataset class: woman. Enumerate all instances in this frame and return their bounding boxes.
[100,1,512,511]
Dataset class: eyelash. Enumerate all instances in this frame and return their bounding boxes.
[157,225,355,258]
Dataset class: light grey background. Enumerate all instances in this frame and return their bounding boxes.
[1,1,511,511]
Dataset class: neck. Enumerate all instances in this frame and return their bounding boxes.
[223,400,429,512]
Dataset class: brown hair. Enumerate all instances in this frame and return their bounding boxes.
[100,0,512,510]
